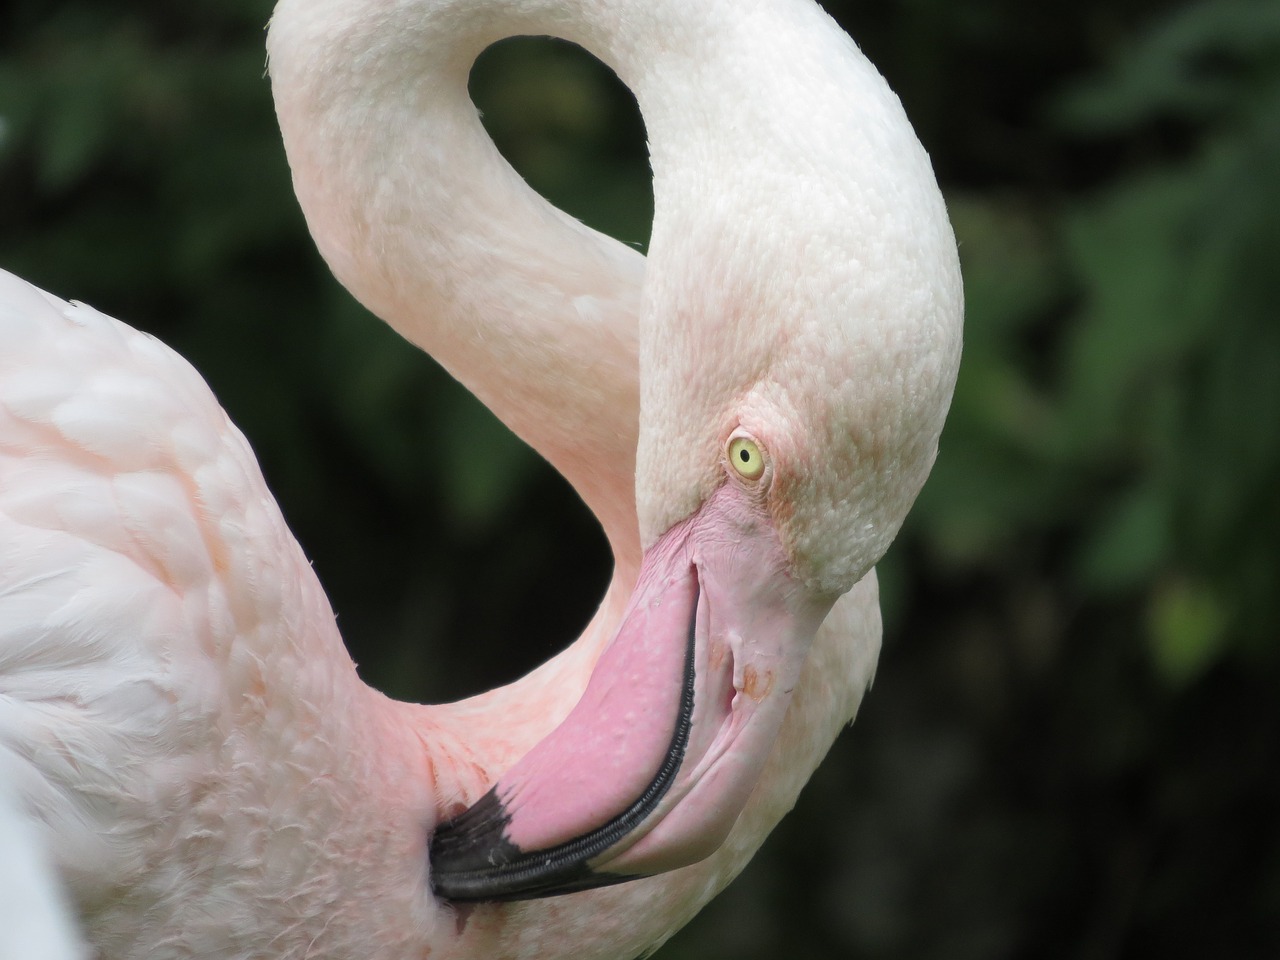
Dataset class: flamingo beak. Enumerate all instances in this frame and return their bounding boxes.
[429,483,834,901]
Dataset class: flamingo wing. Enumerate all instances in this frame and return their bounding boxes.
[0,268,347,947]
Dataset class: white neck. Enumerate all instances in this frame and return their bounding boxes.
[267,0,928,563]
[268,0,655,567]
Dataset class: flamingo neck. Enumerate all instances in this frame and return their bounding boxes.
[268,0,656,564]
[266,0,895,560]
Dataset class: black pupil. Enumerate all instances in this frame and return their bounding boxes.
[739,449,750,462]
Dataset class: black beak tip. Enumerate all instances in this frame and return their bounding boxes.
[428,788,520,901]
[428,789,639,903]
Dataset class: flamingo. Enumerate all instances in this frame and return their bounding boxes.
[0,0,962,956]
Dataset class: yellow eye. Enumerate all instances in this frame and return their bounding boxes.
[728,437,765,480]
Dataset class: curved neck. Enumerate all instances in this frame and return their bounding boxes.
[268,0,658,565]
[267,0,882,553]
[269,0,940,575]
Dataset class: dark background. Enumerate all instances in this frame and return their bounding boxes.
[2,1,1278,957]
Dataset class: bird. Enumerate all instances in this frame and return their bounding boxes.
[0,0,962,957]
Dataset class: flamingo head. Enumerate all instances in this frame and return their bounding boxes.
[429,24,963,903]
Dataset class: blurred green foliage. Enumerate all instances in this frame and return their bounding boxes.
[915,0,1280,678]
[1,0,1277,958]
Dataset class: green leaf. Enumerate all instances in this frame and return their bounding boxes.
[1146,577,1230,687]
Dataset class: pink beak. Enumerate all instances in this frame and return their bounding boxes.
[429,482,833,901]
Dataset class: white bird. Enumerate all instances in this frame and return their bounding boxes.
[0,0,962,956]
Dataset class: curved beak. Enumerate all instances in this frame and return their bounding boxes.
[429,483,833,901]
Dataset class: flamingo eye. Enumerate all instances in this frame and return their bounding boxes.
[728,437,765,480]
